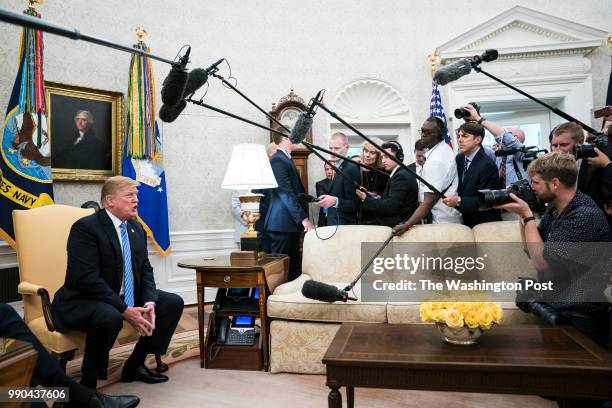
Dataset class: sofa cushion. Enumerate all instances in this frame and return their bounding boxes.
[302,225,392,283]
[268,282,387,323]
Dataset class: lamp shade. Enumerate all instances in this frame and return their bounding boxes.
[221,144,278,190]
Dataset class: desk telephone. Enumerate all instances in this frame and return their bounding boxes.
[216,316,255,346]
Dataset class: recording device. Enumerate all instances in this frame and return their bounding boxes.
[301,280,357,303]
[454,102,481,119]
[298,193,320,203]
[288,90,323,144]
[494,145,539,157]
[515,277,566,325]
[161,46,190,106]
[433,49,499,86]
[477,178,538,210]
[213,287,259,313]
[573,134,608,159]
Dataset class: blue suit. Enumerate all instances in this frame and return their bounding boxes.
[264,150,308,280]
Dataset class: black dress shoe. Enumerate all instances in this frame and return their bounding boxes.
[121,364,169,384]
[90,393,140,408]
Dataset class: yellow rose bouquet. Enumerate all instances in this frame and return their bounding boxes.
[420,292,503,345]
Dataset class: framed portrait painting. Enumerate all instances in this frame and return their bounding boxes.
[45,82,124,181]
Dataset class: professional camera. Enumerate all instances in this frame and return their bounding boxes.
[573,133,608,159]
[515,277,566,325]
[477,178,538,210]
[454,102,481,120]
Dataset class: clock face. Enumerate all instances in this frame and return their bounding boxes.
[279,107,301,130]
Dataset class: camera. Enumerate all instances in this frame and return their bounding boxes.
[515,277,566,325]
[454,102,481,120]
[477,178,538,210]
[573,133,608,159]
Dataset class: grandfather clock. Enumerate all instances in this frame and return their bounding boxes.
[269,89,313,190]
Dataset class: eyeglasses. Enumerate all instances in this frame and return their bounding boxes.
[418,129,437,136]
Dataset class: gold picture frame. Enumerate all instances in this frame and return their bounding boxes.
[45,81,124,181]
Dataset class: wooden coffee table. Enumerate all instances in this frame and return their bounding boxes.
[323,323,612,408]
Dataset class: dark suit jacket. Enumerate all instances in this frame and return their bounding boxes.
[52,210,157,322]
[407,162,416,172]
[53,130,110,170]
[325,160,361,225]
[456,148,503,228]
[264,151,307,234]
[362,167,418,227]
[316,178,332,227]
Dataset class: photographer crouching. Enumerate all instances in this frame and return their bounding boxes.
[496,151,610,348]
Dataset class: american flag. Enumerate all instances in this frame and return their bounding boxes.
[429,80,453,148]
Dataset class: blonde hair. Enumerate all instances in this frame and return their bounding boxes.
[101,176,139,207]
[527,151,577,187]
[360,137,385,168]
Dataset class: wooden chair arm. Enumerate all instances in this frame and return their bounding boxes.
[17,281,56,332]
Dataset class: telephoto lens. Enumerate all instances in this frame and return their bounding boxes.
[453,102,480,120]
[573,143,598,159]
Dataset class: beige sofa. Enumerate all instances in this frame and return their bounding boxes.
[267,222,538,374]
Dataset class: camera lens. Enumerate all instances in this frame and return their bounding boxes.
[573,144,597,159]
[477,188,512,210]
[454,108,469,119]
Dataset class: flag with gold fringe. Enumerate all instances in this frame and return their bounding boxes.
[122,35,170,255]
[0,4,54,249]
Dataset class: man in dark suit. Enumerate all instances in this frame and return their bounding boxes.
[442,121,502,228]
[407,139,428,173]
[315,163,334,227]
[264,135,314,281]
[0,303,139,408]
[53,110,110,170]
[355,141,418,227]
[316,132,361,225]
[52,176,184,390]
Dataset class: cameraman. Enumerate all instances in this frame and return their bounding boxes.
[551,122,612,216]
[461,104,529,186]
[497,151,610,347]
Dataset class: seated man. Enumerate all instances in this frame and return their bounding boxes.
[51,176,184,390]
[0,303,139,408]
[355,141,418,227]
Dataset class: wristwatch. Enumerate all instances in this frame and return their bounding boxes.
[522,215,536,224]
[456,197,462,207]
[477,117,487,124]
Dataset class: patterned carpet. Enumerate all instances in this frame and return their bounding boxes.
[66,305,205,387]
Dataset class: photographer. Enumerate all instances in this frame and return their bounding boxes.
[496,152,610,347]
[460,104,529,186]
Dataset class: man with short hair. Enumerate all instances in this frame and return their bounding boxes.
[52,176,184,390]
[408,139,428,173]
[442,122,502,228]
[315,163,334,227]
[393,117,461,236]
[316,132,361,225]
[264,133,315,280]
[355,141,418,227]
[497,152,610,347]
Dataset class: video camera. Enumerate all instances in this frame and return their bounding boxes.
[573,133,608,159]
[477,178,539,210]
[515,277,567,325]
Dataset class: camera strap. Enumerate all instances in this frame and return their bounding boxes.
[511,156,524,181]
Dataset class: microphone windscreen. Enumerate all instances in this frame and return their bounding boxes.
[183,68,208,98]
[301,280,341,303]
[482,49,499,62]
[159,99,187,123]
[289,113,313,144]
[433,58,472,86]
[161,64,188,106]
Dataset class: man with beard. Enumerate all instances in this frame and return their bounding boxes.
[497,152,609,350]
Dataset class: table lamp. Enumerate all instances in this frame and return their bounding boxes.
[221,144,278,257]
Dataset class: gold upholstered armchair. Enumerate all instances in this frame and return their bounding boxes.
[12,204,139,371]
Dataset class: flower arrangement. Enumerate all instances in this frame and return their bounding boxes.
[420,292,503,344]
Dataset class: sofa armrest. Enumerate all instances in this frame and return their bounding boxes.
[272,274,311,296]
[17,281,56,332]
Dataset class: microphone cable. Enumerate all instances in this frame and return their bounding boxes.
[305,201,339,241]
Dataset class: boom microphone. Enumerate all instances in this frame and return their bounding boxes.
[288,90,323,144]
[161,46,191,106]
[183,68,209,98]
[301,280,357,303]
[433,58,472,86]
[159,99,187,123]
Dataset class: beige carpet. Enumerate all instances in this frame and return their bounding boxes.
[102,357,556,408]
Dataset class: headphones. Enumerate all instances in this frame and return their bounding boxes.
[430,116,448,139]
[381,141,404,162]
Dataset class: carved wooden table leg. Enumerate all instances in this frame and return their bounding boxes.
[328,384,342,408]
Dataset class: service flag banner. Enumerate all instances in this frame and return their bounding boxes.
[0,6,54,248]
[122,40,170,255]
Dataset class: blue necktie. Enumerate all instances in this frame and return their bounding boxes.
[120,222,135,307]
